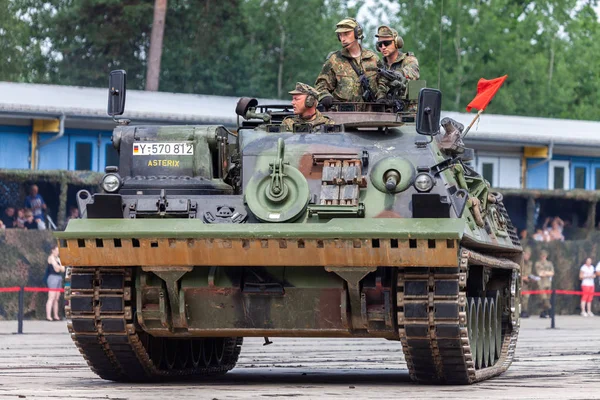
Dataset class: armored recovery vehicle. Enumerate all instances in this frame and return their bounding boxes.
[56,70,522,384]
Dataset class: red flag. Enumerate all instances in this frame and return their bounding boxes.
[466,75,508,112]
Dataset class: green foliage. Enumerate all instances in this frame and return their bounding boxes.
[0,0,41,81]
[14,0,153,89]
[4,0,600,119]
[386,0,600,119]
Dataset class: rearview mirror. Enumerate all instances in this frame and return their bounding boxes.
[107,70,127,117]
[416,88,441,136]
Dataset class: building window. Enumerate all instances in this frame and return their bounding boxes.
[548,160,569,190]
[477,156,499,187]
[105,143,119,169]
[553,167,565,189]
[574,166,587,189]
[595,167,600,190]
[75,142,92,171]
[482,163,494,185]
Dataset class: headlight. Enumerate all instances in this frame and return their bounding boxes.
[414,173,434,192]
[101,173,121,193]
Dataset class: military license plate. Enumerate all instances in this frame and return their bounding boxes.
[133,142,194,156]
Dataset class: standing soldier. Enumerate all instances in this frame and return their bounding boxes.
[315,17,380,108]
[281,82,335,132]
[374,25,420,105]
[535,250,555,318]
[520,247,533,318]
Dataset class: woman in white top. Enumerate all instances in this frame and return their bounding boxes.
[579,258,596,317]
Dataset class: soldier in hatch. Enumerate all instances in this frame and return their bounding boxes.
[535,249,555,318]
[315,17,380,108]
[281,82,335,132]
[374,25,420,103]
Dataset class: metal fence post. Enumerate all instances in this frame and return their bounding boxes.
[550,289,556,329]
[17,286,24,334]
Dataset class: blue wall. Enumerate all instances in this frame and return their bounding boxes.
[0,126,31,169]
[38,133,69,170]
[527,155,600,190]
[526,158,548,189]
[0,126,113,171]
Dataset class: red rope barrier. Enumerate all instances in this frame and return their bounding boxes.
[0,287,22,293]
[0,287,64,293]
[522,289,600,296]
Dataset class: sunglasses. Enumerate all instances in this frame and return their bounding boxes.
[377,40,394,48]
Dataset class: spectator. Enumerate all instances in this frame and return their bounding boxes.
[543,217,565,241]
[45,244,65,321]
[22,209,41,230]
[16,208,26,228]
[1,206,16,228]
[533,228,550,242]
[519,229,528,242]
[66,206,80,225]
[24,184,47,222]
[579,258,596,317]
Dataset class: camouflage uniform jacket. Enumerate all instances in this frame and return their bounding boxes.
[281,110,334,132]
[535,259,554,288]
[315,46,381,103]
[521,259,533,288]
[377,52,420,99]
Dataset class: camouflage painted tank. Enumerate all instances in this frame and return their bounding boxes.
[55,71,522,384]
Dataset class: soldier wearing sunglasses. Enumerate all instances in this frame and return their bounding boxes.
[374,25,420,102]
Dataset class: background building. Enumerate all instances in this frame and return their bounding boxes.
[3,82,600,193]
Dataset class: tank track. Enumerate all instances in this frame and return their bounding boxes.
[397,248,519,384]
[64,266,243,382]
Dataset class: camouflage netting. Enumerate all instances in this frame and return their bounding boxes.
[523,234,600,316]
[0,230,56,320]
[0,169,102,229]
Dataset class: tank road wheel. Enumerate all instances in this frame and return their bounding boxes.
[397,249,520,384]
[163,339,178,370]
[487,297,497,366]
[176,340,190,369]
[66,267,243,381]
[475,298,484,370]
[190,340,203,368]
[202,339,214,366]
[487,290,502,362]
[213,338,226,366]
[467,298,477,367]
[482,298,492,368]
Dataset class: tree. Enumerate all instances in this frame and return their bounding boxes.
[0,0,40,82]
[15,0,153,89]
[383,0,598,119]
[146,0,168,91]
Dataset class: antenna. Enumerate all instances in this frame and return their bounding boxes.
[437,0,444,89]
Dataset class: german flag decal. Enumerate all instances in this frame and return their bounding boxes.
[133,145,140,154]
